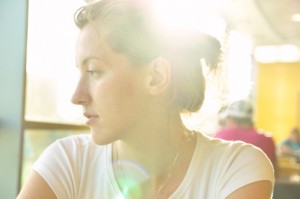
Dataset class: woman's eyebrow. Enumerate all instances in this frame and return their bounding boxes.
[78,56,103,67]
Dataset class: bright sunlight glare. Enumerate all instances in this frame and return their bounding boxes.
[150,0,226,39]
[227,31,253,101]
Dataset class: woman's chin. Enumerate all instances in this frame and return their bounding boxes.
[91,129,115,145]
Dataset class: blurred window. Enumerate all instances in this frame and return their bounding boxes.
[22,0,87,186]
[25,0,84,124]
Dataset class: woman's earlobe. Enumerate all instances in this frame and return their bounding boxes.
[148,56,171,96]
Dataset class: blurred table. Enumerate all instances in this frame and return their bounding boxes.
[274,156,300,199]
[273,176,300,199]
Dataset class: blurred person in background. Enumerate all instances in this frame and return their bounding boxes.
[279,127,300,161]
[214,100,278,175]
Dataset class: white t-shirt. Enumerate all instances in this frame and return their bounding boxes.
[33,133,274,199]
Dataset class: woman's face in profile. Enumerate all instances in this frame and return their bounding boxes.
[72,23,152,145]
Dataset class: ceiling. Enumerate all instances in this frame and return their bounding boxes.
[223,0,300,47]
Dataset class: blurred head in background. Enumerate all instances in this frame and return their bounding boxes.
[218,100,253,129]
[289,128,300,144]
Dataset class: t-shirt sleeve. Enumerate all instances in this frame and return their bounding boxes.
[32,137,79,199]
[218,143,275,198]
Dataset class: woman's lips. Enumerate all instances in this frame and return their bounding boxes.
[84,113,99,125]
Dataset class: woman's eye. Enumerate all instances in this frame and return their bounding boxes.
[86,70,102,77]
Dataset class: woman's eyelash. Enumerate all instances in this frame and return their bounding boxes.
[86,70,102,77]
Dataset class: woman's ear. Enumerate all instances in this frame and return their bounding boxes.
[147,56,171,96]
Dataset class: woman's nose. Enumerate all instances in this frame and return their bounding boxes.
[71,78,90,105]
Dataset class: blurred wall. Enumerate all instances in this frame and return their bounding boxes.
[256,62,300,144]
[0,0,27,198]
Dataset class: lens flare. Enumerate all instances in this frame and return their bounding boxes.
[113,160,149,198]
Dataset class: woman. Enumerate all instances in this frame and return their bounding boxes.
[18,0,274,198]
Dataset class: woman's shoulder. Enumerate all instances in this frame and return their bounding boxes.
[55,133,105,147]
[197,132,251,149]
[194,132,275,194]
[55,133,93,146]
[33,134,109,176]
[32,135,111,198]
[45,134,108,158]
[195,132,271,162]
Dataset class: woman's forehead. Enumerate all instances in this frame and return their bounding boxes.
[76,23,133,70]
[78,22,108,44]
[76,24,110,64]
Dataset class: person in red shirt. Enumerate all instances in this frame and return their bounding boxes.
[214,100,278,175]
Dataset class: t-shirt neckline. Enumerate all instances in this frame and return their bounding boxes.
[105,134,201,198]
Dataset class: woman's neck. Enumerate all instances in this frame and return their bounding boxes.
[113,113,187,175]
[112,115,197,199]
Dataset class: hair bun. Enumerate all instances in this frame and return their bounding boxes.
[198,34,221,71]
